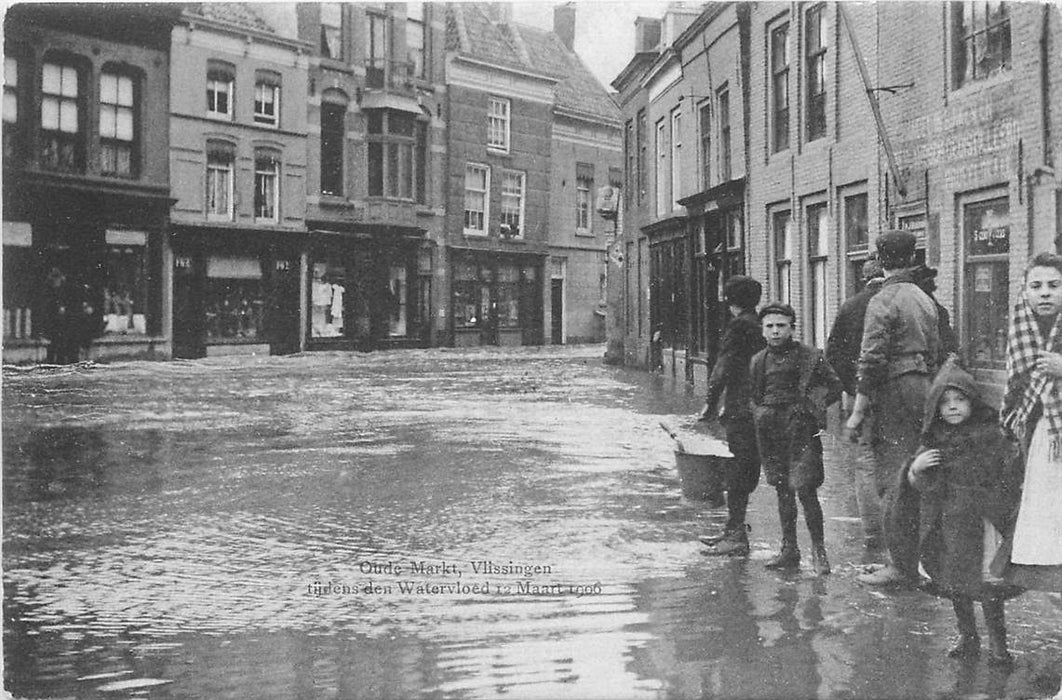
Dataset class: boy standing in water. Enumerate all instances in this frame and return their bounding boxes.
[749,303,843,574]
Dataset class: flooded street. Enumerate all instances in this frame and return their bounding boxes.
[4,345,1061,699]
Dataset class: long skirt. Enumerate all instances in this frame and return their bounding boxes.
[1007,417,1062,592]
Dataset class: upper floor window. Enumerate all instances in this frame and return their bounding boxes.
[320,3,343,60]
[206,60,234,120]
[487,97,510,152]
[843,191,869,296]
[254,70,280,127]
[4,56,20,161]
[500,170,525,238]
[773,209,793,305]
[576,163,593,232]
[464,163,490,235]
[624,120,634,204]
[320,92,347,196]
[804,4,827,142]
[807,201,829,347]
[655,118,668,216]
[637,109,647,204]
[254,150,280,222]
[771,21,790,152]
[953,1,1010,87]
[717,86,731,181]
[367,109,425,200]
[99,70,136,178]
[670,109,682,207]
[367,13,390,88]
[40,60,82,172]
[206,140,235,220]
[407,2,426,79]
[698,102,711,189]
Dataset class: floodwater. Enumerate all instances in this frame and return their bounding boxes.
[3,345,1061,699]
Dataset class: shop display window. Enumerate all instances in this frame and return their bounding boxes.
[204,256,264,341]
[453,261,481,329]
[497,265,520,328]
[964,196,1009,369]
[102,245,147,335]
[388,265,407,337]
[311,261,346,338]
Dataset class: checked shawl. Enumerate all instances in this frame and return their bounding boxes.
[1000,296,1062,451]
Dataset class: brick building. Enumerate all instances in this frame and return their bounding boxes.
[3,4,180,363]
[168,4,310,358]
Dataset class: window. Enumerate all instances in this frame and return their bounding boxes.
[415,121,428,204]
[320,94,346,196]
[670,109,682,207]
[843,192,869,295]
[367,13,389,88]
[205,256,264,342]
[311,260,348,338]
[206,60,234,120]
[4,56,19,161]
[254,151,279,222]
[253,71,280,127]
[771,21,790,152]
[389,265,408,336]
[773,209,793,305]
[624,120,634,204]
[717,86,731,180]
[576,163,593,232]
[367,110,422,200]
[40,61,82,172]
[464,163,489,235]
[964,196,1010,368]
[206,141,235,220]
[807,202,829,347]
[725,210,745,278]
[488,97,510,152]
[655,119,668,216]
[99,71,135,177]
[805,4,827,142]
[320,3,343,60]
[637,109,647,204]
[953,1,1010,87]
[407,2,426,79]
[699,102,711,189]
[500,170,525,238]
[102,233,149,336]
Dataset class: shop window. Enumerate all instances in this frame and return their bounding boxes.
[453,260,485,329]
[320,3,343,60]
[367,109,421,200]
[771,20,790,153]
[4,56,20,162]
[500,170,525,239]
[3,224,33,340]
[206,141,235,220]
[253,71,280,127]
[953,1,1010,88]
[843,191,869,296]
[804,4,827,142]
[388,265,408,337]
[576,163,592,233]
[407,2,426,80]
[99,70,136,178]
[205,256,264,341]
[497,265,520,328]
[320,93,347,196]
[463,163,489,235]
[206,60,234,120]
[964,196,1010,368]
[40,60,83,172]
[806,202,829,347]
[254,150,279,222]
[102,236,148,336]
[487,96,510,152]
[698,102,711,190]
[311,261,346,338]
[773,209,793,305]
[717,85,731,181]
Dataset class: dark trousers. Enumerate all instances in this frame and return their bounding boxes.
[722,417,760,532]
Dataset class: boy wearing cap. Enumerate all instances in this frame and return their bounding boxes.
[749,302,843,574]
[698,275,766,556]
[846,230,941,587]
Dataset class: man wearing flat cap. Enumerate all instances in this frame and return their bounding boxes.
[697,275,766,556]
[846,230,940,587]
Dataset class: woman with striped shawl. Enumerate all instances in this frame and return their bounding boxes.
[1000,252,1062,593]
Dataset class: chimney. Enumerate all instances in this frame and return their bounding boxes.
[634,16,662,53]
[553,2,575,51]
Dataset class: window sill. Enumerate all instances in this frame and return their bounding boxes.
[486,147,510,156]
[205,112,233,122]
[463,230,488,237]
[951,69,1013,99]
[575,229,594,237]
[319,58,354,75]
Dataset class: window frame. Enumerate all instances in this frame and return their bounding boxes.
[367,109,422,201]
[319,94,347,196]
[40,58,84,173]
[952,1,1011,88]
[463,162,490,236]
[962,192,1011,369]
[842,190,870,297]
[670,108,682,208]
[805,200,830,348]
[500,169,526,239]
[254,150,280,223]
[772,208,793,305]
[770,19,790,153]
[698,101,711,190]
[253,71,281,128]
[637,109,647,205]
[366,12,390,88]
[717,84,731,181]
[4,55,21,162]
[320,3,344,61]
[804,3,827,143]
[99,68,138,179]
[655,118,668,216]
[206,141,236,221]
[406,2,427,80]
[576,163,593,234]
[206,60,235,121]
[487,96,510,153]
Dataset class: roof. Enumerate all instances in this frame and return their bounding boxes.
[185,3,275,35]
[446,3,620,124]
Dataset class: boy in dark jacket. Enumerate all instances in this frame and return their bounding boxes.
[698,275,766,556]
[750,303,843,574]
[904,357,1022,665]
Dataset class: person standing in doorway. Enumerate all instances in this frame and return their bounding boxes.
[697,275,765,557]
[846,230,941,587]
[41,266,79,364]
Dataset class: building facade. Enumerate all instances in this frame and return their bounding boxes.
[3,4,179,363]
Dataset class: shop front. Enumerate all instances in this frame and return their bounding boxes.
[171,228,301,358]
[306,229,430,352]
[449,250,544,348]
